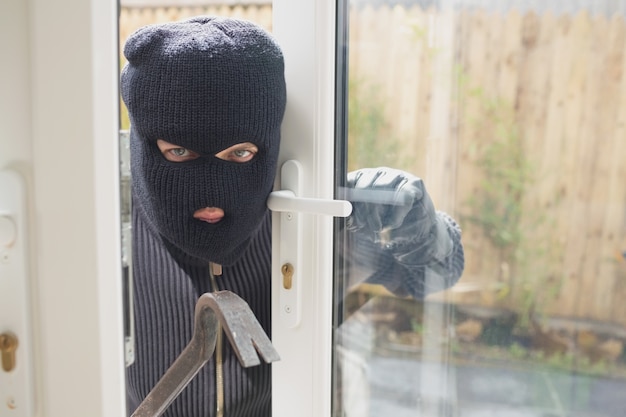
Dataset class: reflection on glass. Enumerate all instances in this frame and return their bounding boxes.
[334,1,626,416]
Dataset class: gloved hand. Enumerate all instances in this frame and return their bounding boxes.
[345,167,452,266]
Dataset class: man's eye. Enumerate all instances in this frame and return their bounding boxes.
[164,147,200,162]
[171,148,189,157]
[156,140,201,162]
[215,142,258,163]
[233,149,252,158]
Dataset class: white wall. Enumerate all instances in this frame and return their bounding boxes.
[1,1,126,416]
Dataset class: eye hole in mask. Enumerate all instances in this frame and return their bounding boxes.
[156,139,259,164]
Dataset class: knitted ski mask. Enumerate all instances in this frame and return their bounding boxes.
[121,16,286,265]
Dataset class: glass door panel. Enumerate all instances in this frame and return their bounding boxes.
[117,0,276,360]
[333,1,626,416]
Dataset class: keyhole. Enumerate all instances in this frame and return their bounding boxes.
[0,332,18,372]
[281,263,294,290]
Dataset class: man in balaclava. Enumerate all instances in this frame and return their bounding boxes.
[121,16,464,417]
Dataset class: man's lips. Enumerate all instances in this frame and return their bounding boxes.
[193,207,225,224]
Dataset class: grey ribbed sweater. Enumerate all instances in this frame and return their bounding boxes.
[126,204,464,416]
[127,205,273,416]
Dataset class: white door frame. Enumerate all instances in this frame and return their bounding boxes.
[271,2,338,417]
[2,1,339,415]
[1,1,126,416]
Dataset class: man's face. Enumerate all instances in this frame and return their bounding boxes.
[120,17,286,265]
[155,139,260,226]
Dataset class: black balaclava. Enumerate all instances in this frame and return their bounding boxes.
[121,16,286,266]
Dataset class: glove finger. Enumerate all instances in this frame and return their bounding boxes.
[348,168,382,190]
[345,198,369,231]
[346,169,390,233]
[368,168,405,188]
[382,188,416,230]
[394,176,425,205]
[349,191,407,233]
[374,176,423,230]
[346,169,416,232]
[364,202,386,232]
[349,201,383,232]
[389,181,437,243]
[346,168,432,236]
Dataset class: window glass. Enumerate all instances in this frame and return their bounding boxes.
[333,1,626,416]
[117,0,274,387]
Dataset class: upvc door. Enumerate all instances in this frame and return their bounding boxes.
[270,2,340,416]
[273,1,626,417]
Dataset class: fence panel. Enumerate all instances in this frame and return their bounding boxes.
[347,6,626,325]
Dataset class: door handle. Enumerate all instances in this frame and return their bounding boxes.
[267,190,351,217]
[268,160,351,328]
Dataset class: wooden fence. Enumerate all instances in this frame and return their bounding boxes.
[119,4,272,54]
[120,5,626,326]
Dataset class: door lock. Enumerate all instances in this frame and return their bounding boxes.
[0,170,35,415]
[0,332,18,372]
[268,160,352,327]
[281,263,294,290]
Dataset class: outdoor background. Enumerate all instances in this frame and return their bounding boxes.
[119,0,626,386]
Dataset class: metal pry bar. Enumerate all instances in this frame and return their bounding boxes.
[131,291,280,417]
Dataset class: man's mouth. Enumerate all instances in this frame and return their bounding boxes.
[193,207,225,224]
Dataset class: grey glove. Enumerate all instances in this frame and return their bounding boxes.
[346,167,453,266]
